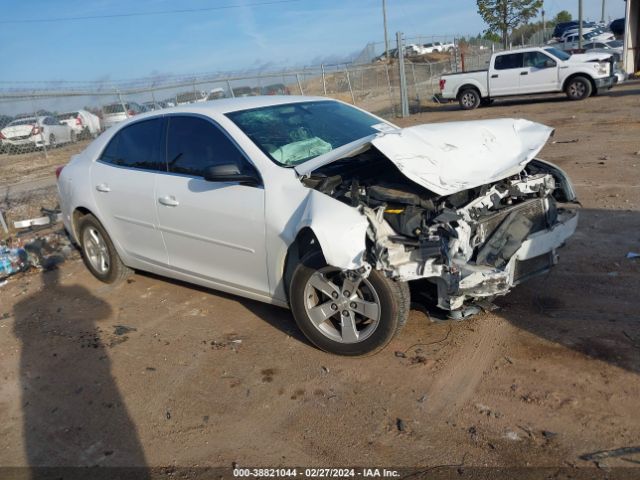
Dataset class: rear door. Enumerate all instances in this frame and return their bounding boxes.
[489,52,525,96]
[520,51,559,93]
[155,114,269,295]
[90,117,168,266]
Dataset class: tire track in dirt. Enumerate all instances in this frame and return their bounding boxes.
[423,315,508,420]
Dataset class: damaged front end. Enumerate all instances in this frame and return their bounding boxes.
[298,119,578,314]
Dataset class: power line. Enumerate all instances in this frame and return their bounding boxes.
[0,0,302,25]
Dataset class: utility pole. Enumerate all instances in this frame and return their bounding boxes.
[578,0,583,49]
[396,31,409,118]
[383,0,390,61]
[542,9,546,42]
[601,0,606,23]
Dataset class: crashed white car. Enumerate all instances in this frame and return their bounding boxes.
[57,97,578,356]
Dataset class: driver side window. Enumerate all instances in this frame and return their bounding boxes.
[166,116,249,178]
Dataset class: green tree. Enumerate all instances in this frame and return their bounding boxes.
[476,0,543,48]
[554,10,572,23]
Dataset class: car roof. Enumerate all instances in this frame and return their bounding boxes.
[154,95,330,116]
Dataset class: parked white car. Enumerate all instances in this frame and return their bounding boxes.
[101,102,145,130]
[438,47,616,109]
[0,116,73,152]
[57,110,102,139]
[57,97,578,356]
[422,41,455,53]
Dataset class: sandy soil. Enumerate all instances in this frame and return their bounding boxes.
[0,81,639,475]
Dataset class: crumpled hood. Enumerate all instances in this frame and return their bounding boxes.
[369,118,553,195]
[296,118,554,196]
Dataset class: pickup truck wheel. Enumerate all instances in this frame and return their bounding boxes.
[289,251,409,356]
[565,76,592,100]
[458,88,481,110]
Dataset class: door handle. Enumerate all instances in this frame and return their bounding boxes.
[491,74,499,78]
[520,71,528,75]
[95,184,111,192]
[158,195,179,207]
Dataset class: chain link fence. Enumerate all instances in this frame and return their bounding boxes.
[0,36,501,234]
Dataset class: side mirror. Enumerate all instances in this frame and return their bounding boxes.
[544,60,557,68]
[203,163,260,186]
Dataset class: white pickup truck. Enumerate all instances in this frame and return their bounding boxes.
[438,46,616,110]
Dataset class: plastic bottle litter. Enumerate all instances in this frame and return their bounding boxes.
[0,246,28,279]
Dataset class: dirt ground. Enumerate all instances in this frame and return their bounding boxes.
[1,81,639,476]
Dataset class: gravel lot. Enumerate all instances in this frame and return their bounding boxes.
[1,82,639,475]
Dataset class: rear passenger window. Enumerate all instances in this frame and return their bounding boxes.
[100,118,165,171]
[494,53,524,70]
[166,116,248,177]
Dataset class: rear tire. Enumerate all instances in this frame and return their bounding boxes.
[458,88,481,110]
[48,134,56,148]
[565,76,592,100]
[78,214,131,284]
[289,251,409,356]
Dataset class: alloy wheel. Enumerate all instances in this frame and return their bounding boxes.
[83,226,110,274]
[303,267,381,344]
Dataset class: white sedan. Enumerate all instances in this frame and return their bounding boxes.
[1,116,74,152]
[57,96,579,356]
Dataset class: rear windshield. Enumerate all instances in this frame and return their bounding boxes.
[103,104,126,114]
[545,47,571,61]
[57,112,79,120]
[8,118,36,126]
[226,100,382,167]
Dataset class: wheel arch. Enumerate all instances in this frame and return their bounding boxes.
[282,227,325,303]
[562,73,596,94]
[455,83,482,99]
[72,206,94,242]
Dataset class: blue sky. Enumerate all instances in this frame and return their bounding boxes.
[0,0,626,83]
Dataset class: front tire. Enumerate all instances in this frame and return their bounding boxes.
[458,88,481,110]
[289,251,409,356]
[565,76,592,100]
[78,214,131,284]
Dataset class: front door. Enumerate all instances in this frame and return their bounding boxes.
[520,51,559,93]
[155,115,269,295]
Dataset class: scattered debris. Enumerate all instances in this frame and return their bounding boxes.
[504,430,520,441]
[626,252,640,259]
[394,351,407,358]
[475,403,502,418]
[113,325,137,336]
[417,395,427,403]
[0,245,28,279]
[396,418,406,432]
[551,139,579,144]
[13,208,62,230]
[542,430,558,440]
[320,366,329,374]
[580,446,640,462]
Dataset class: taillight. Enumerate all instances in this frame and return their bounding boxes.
[75,117,83,125]
[439,79,446,90]
[31,125,42,136]
[55,165,64,179]
[128,109,135,116]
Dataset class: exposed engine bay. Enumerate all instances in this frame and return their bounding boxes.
[301,146,579,313]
